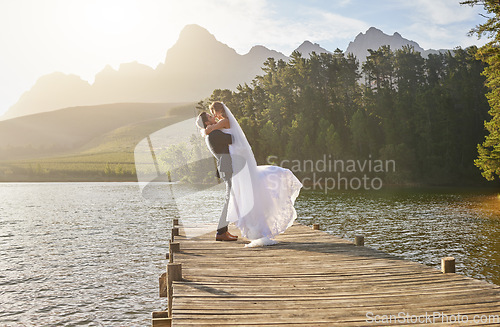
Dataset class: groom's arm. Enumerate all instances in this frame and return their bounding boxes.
[220,131,233,145]
[212,130,232,146]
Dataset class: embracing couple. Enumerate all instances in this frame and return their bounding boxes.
[196,101,303,247]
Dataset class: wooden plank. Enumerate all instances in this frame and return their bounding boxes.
[161,223,500,326]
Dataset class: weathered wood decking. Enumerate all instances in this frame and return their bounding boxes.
[160,223,500,326]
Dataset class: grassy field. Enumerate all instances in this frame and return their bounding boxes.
[0,102,197,182]
[0,152,136,182]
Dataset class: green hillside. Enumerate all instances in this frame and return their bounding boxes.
[0,102,196,181]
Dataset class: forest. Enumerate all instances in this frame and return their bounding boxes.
[200,45,491,186]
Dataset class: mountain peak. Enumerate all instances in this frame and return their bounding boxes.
[163,24,236,65]
[346,27,425,62]
[366,27,383,35]
[294,40,331,58]
[248,45,271,54]
[178,24,215,40]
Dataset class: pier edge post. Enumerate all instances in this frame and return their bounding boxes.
[152,310,172,327]
[168,249,174,264]
[169,242,180,253]
[355,235,364,246]
[167,280,173,318]
[166,263,182,318]
[170,227,178,243]
[167,263,182,281]
[159,272,167,297]
[441,257,455,273]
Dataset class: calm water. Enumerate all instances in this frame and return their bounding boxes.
[0,183,499,326]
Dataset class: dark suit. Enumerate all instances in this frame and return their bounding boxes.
[205,130,233,235]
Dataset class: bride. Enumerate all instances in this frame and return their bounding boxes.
[204,101,302,247]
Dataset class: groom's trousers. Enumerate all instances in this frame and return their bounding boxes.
[217,176,232,235]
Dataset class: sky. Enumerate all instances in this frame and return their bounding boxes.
[0,0,488,117]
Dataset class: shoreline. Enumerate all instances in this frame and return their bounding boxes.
[0,179,498,191]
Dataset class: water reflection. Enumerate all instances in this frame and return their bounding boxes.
[0,184,498,326]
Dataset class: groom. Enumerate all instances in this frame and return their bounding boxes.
[196,112,238,242]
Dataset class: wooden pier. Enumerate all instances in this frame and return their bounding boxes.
[153,222,500,326]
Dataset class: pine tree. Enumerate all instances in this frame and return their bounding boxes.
[462,0,500,180]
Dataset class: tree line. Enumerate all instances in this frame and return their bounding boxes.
[200,45,491,186]
[461,0,500,182]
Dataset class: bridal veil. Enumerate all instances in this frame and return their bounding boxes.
[222,103,303,240]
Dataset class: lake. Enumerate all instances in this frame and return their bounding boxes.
[0,183,499,326]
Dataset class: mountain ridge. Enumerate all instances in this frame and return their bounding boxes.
[345,26,446,62]
[0,102,194,160]
[2,24,449,120]
[295,41,332,58]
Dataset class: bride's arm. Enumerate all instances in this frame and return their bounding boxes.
[205,118,230,134]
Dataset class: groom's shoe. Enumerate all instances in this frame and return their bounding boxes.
[216,232,238,241]
[226,231,238,239]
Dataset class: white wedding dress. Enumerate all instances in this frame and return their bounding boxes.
[220,104,303,247]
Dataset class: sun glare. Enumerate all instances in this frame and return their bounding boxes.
[83,0,141,36]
